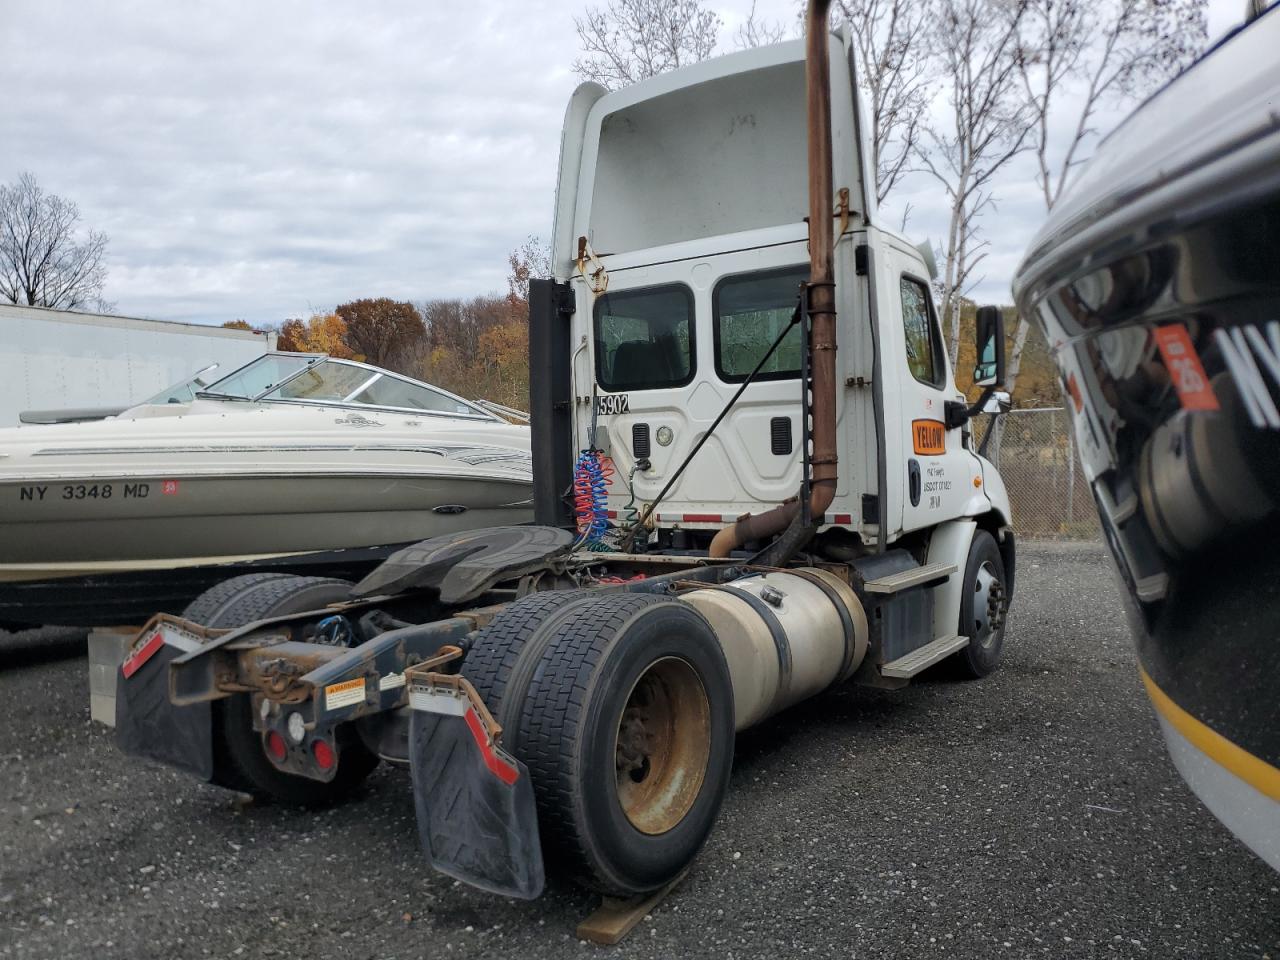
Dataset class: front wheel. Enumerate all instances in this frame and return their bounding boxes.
[952,530,1009,679]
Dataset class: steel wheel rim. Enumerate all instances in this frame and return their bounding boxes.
[613,656,711,836]
[972,560,1005,649]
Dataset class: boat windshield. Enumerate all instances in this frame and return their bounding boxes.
[141,363,224,405]
[201,355,320,400]
[261,360,488,417]
[199,354,491,418]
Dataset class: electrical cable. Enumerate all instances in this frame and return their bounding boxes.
[619,296,803,551]
[572,449,613,550]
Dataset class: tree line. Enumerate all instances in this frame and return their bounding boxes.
[222,237,550,410]
[4,1,1209,413]
[573,0,1206,405]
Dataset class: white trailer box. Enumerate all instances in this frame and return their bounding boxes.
[0,304,275,426]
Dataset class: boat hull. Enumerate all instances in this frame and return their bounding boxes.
[1013,9,1280,871]
[0,471,532,573]
[0,542,405,630]
[0,396,534,626]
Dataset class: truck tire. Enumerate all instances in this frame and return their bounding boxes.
[181,573,380,805]
[517,593,735,897]
[952,530,1009,679]
[461,590,594,744]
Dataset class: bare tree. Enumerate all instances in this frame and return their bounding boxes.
[995,0,1206,413]
[832,0,936,206]
[1017,0,1206,211]
[573,0,721,89]
[506,235,552,306]
[0,173,109,311]
[918,0,1032,364]
[735,0,788,49]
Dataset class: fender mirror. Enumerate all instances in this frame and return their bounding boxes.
[973,305,1006,388]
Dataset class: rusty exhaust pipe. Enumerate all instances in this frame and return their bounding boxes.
[709,0,838,560]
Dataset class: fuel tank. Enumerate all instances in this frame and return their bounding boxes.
[682,568,867,730]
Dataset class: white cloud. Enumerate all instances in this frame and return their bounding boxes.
[1,0,1247,322]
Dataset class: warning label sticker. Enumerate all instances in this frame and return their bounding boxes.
[325,677,366,711]
[378,672,406,692]
[1154,324,1219,412]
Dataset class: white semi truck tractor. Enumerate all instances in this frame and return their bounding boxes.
[115,1,1016,909]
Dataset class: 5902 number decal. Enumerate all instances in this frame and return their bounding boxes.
[596,394,630,416]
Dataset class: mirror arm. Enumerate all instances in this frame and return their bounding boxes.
[977,411,1000,456]
[944,384,1000,430]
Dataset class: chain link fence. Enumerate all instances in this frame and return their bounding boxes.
[976,407,1100,541]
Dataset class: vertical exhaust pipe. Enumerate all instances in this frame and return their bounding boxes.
[709,0,838,559]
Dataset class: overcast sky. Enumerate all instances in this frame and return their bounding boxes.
[1,0,1248,325]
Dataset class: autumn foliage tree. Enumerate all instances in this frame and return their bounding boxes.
[269,239,546,411]
[276,312,358,358]
[416,294,528,409]
[335,297,426,369]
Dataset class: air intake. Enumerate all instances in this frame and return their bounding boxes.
[632,422,651,459]
[770,417,792,456]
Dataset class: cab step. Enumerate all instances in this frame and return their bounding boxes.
[862,561,956,595]
[880,634,968,678]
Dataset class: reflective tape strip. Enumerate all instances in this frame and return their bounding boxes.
[122,631,165,679]
[463,708,519,785]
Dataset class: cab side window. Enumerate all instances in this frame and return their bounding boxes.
[900,276,944,388]
[713,266,808,382]
[594,284,695,391]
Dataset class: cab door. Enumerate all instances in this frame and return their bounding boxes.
[882,244,976,534]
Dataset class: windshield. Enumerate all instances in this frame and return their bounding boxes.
[259,359,489,416]
[200,354,490,417]
[141,363,224,405]
[201,355,319,399]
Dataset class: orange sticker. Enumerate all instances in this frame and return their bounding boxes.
[1154,324,1219,411]
[911,419,946,455]
[161,479,180,495]
[1066,372,1083,413]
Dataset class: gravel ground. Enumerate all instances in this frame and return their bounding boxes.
[1,543,1276,960]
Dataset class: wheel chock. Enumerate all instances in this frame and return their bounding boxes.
[575,870,688,945]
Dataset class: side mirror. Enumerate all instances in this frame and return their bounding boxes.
[981,390,1011,414]
[973,305,1006,388]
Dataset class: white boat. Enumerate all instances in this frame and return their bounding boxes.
[0,353,533,627]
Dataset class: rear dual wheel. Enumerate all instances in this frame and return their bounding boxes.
[466,591,735,896]
[183,573,379,805]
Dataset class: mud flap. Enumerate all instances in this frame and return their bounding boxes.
[408,693,544,899]
[115,628,215,781]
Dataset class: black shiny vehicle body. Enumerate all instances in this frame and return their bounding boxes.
[1013,5,1280,871]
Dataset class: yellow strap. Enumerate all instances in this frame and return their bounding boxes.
[1140,667,1280,801]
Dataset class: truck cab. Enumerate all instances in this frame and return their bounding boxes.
[542,34,1010,570]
